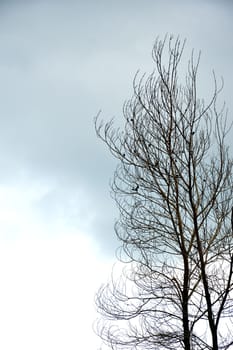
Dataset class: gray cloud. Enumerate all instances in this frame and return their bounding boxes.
[0,0,232,254]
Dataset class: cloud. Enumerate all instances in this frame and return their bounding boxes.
[0,1,231,349]
[0,179,114,349]
[0,235,112,349]
[0,0,231,253]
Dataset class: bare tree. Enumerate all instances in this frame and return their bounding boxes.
[95,36,233,350]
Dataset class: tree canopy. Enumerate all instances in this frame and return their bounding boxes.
[95,36,233,350]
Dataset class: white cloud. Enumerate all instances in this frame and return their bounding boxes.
[0,229,111,349]
[0,181,112,349]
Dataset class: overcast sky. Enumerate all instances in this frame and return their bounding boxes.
[0,1,232,349]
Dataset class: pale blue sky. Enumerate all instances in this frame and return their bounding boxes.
[0,1,232,349]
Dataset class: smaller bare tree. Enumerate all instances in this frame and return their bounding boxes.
[95,36,233,350]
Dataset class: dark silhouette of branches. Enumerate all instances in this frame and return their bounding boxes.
[95,35,233,350]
